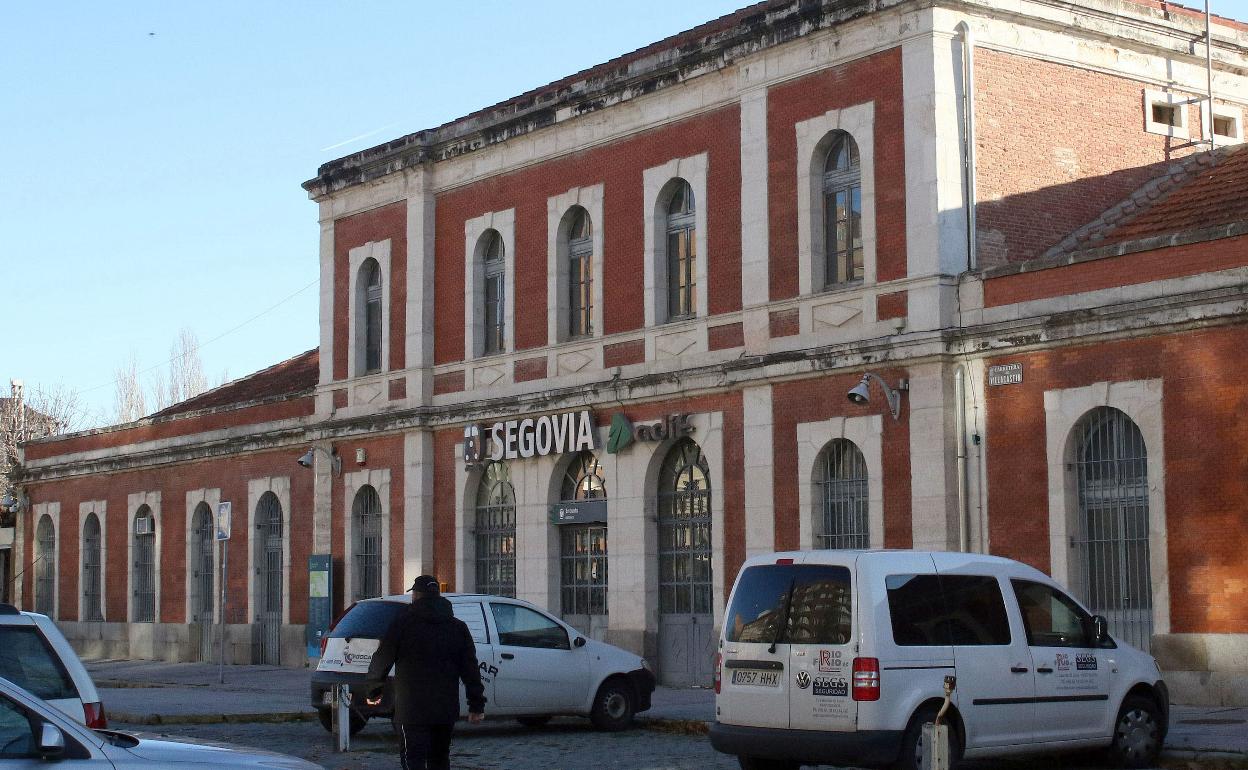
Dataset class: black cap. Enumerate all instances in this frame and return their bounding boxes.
[410,575,440,596]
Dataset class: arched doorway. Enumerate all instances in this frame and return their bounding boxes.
[558,451,607,640]
[1072,407,1153,651]
[656,438,714,686]
[191,502,215,661]
[255,492,284,664]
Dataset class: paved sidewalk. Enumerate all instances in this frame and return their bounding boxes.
[87,660,1248,761]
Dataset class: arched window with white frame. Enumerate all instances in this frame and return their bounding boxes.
[564,207,594,339]
[132,505,156,623]
[35,514,55,616]
[814,439,868,549]
[352,485,383,601]
[475,461,516,597]
[82,513,103,622]
[822,132,862,288]
[357,257,383,374]
[664,179,697,321]
[480,230,506,355]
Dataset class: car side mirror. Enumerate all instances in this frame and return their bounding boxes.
[1092,615,1109,645]
[574,636,587,648]
[38,722,65,758]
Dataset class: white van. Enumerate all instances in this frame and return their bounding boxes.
[0,604,106,728]
[710,551,1168,770]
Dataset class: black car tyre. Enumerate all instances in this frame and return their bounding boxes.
[517,716,552,728]
[1107,695,1163,769]
[738,756,800,770]
[589,678,635,731]
[317,707,368,735]
[891,704,960,770]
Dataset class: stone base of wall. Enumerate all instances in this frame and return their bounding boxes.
[1154,633,1248,706]
[60,621,309,668]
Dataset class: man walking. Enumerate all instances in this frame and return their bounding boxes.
[367,575,486,770]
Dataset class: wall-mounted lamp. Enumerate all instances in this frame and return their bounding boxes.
[847,372,909,421]
[297,446,341,476]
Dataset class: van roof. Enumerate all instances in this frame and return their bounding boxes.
[365,592,509,605]
[742,549,1051,579]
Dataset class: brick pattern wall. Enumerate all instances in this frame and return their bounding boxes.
[974,50,1203,266]
[767,48,908,299]
[984,326,1248,633]
[769,308,799,338]
[433,371,465,395]
[434,105,742,364]
[708,322,744,351]
[602,339,645,369]
[514,356,548,383]
[876,290,907,321]
[333,202,408,380]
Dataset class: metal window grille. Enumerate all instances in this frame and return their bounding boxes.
[482,231,506,354]
[191,503,214,626]
[82,514,102,622]
[1072,407,1153,652]
[132,507,156,623]
[817,439,869,549]
[352,485,383,601]
[822,133,863,287]
[658,439,713,615]
[475,461,516,597]
[35,515,55,616]
[256,492,284,665]
[363,259,383,373]
[560,452,607,616]
[665,180,696,320]
[567,208,593,338]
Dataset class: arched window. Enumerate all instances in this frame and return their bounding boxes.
[82,513,102,622]
[475,461,516,597]
[132,505,156,623]
[665,180,697,320]
[35,515,55,616]
[823,132,862,288]
[815,439,868,549]
[657,439,712,616]
[255,491,284,665]
[191,502,214,630]
[481,230,506,355]
[565,208,594,338]
[359,258,383,374]
[352,485,383,601]
[559,452,607,625]
[1072,407,1153,651]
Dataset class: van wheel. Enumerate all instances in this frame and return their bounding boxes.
[517,716,552,728]
[738,757,800,770]
[892,705,960,770]
[1108,695,1163,769]
[589,678,635,731]
[317,707,367,735]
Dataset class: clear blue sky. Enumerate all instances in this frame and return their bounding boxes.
[3,0,1245,425]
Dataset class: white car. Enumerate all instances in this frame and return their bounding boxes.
[311,593,655,734]
[710,550,1169,770]
[0,675,320,768]
[0,604,105,728]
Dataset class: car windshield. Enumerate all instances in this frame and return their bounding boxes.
[0,627,77,701]
[330,601,406,639]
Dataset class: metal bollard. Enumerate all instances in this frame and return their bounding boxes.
[335,683,352,753]
[921,675,957,770]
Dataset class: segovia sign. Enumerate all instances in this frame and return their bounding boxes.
[464,410,597,464]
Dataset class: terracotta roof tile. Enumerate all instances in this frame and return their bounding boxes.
[149,348,318,419]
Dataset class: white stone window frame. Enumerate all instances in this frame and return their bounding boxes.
[78,501,107,623]
[348,239,392,378]
[796,415,885,551]
[465,210,516,359]
[344,468,392,602]
[247,477,292,626]
[1209,102,1245,146]
[1043,379,1170,636]
[547,185,605,345]
[184,488,221,625]
[127,491,162,624]
[31,502,60,619]
[796,102,877,295]
[1144,89,1190,140]
[643,154,709,327]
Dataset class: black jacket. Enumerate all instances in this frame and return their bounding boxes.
[366,596,487,724]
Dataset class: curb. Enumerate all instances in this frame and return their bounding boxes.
[111,711,318,726]
[1162,749,1248,768]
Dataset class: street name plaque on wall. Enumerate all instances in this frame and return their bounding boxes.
[988,363,1023,386]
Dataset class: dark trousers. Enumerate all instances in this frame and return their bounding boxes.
[398,723,454,770]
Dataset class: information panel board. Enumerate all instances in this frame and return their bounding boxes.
[307,554,333,659]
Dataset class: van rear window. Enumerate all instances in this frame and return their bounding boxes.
[0,627,77,701]
[726,564,852,645]
[886,574,1011,646]
[331,601,406,639]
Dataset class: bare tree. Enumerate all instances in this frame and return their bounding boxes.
[2,380,95,518]
[113,352,147,423]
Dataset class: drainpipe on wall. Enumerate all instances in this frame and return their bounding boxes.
[957,21,978,272]
[955,368,970,553]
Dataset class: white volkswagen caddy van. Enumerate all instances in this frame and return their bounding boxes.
[710,551,1168,770]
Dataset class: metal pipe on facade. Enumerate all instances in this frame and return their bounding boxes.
[955,367,970,553]
[957,21,978,272]
[1206,0,1216,153]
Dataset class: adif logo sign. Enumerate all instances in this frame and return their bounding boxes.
[465,410,596,464]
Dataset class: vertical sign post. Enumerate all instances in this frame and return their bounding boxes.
[307,554,332,660]
[216,502,232,685]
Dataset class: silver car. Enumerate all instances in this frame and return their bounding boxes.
[0,676,320,769]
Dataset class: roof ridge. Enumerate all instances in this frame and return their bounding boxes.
[147,347,318,420]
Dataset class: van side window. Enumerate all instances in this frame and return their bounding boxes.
[725,564,852,645]
[1012,579,1093,648]
[452,602,491,645]
[886,574,1011,646]
[490,603,570,650]
[0,627,77,701]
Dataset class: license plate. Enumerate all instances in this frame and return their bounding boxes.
[322,692,334,705]
[731,670,780,687]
